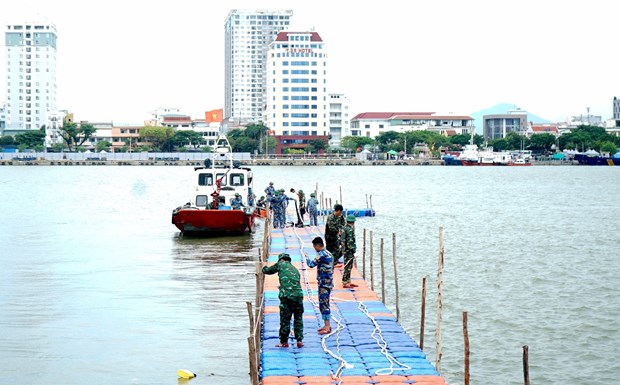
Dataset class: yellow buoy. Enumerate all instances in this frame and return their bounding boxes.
[177,369,196,379]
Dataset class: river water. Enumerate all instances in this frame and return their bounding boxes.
[0,165,618,385]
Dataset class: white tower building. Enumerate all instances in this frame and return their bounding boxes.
[224,9,293,123]
[328,93,351,147]
[4,21,57,133]
[264,31,328,137]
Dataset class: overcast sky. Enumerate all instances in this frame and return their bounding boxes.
[1,0,617,125]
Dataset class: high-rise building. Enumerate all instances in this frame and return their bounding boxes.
[328,93,351,147]
[264,31,329,154]
[224,9,293,123]
[4,21,57,133]
[614,96,620,120]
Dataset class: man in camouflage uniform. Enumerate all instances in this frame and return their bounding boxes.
[325,204,345,265]
[230,193,244,210]
[341,215,358,288]
[279,189,289,226]
[306,237,334,334]
[262,253,304,348]
[306,193,319,226]
[264,182,275,200]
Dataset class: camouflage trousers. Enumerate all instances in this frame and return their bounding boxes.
[342,252,355,284]
[279,296,304,343]
[318,286,332,321]
[325,236,341,261]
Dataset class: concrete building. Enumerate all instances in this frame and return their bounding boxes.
[483,110,528,140]
[4,21,57,134]
[351,112,474,139]
[264,31,329,154]
[328,93,351,147]
[224,9,293,123]
[44,109,68,147]
[614,96,620,120]
[0,103,6,131]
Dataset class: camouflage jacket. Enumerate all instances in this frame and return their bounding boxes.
[262,260,303,300]
[342,224,356,254]
[306,249,334,288]
[306,198,319,214]
[298,191,306,209]
[325,213,345,240]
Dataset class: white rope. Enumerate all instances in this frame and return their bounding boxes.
[292,225,351,383]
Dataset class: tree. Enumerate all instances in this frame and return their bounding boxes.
[244,123,269,140]
[58,122,97,151]
[14,129,46,148]
[140,126,175,151]
[488,138,509,151]
[0,135,15,146]
[341,136,374,151]
[52,143,67,152]
[504,132,529,150]
[449,134,473,148]
[528,133,556,153]
[308,138,328,153]
[259,136,278,154]
[96,140,112,152]
[600,141,618,155]
[171,130,205,151]
[375,131,401,151]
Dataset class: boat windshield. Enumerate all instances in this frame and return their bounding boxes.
[230,173,245,186]
[198,173,213,186]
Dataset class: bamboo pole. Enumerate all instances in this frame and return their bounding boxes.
[392,233,400,322]
[247,336,258,385]
[246,301,258,385]
[380,238,385,303]
[463,311,470,385]
[523,345,530,385]
[362,228,367,280]
[366,194,369,208]
[435,226,444,372]
[339,185,342,206]
[369,230,374,291]
[369,195,373,211]
[420,277,426,351]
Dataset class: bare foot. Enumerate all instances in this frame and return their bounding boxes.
[275,343,289,348]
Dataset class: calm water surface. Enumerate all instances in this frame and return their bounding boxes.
[0,165,618,385]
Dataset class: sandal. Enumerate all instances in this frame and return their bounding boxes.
[275,343,289,348]
[296,341,304,348]
[318,328,332,335]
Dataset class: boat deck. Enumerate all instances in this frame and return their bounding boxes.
[260,225,447,385]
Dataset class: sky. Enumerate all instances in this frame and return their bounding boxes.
[1,0,618,125]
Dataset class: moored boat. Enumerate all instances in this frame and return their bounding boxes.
[171,135,257,235]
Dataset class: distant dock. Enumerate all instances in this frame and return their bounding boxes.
[254,222,447,385]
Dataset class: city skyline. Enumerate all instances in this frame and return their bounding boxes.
[1,0,617,126]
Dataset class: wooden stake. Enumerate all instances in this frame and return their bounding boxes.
[523,345,530,385]
[369,195,373,210]
[339,185,343,206]
[420,277,426,351]
[380,238,385,303]
[247,336,258,385]
[366,194,369,208]
[369,230,374,291]
[463,311,470,385]
[392,233,400,322]
[362,228,367,280]
[435,226,444,372]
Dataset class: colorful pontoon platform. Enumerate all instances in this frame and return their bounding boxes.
[260,225,446,385]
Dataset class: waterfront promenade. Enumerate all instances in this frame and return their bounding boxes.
[257,222,447,385]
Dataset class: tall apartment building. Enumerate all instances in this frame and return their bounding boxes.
[4,22,57,134]
[224,9,293,123]
[614,96,620,120]
[328,93,350,147]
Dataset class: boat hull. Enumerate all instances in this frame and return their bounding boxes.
[172,208,255,235]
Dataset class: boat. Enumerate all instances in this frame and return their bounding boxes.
[507,157,533,166]
[171,135,257,235]
[574,151,620,166]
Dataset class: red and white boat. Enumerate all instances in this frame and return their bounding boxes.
[171,136,257,235]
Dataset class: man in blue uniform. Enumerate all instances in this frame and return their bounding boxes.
[305,236,334,334]
[230,193,244,210]
[307,193,319,226]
